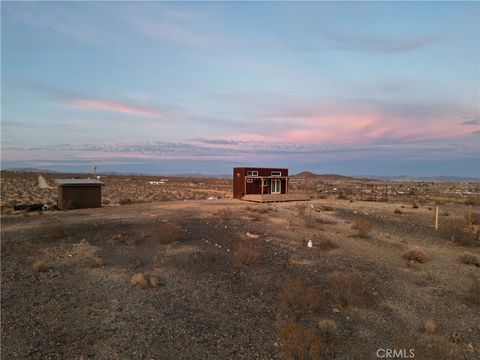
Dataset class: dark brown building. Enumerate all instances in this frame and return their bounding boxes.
[55,179,103,209]
[233,167,289,199]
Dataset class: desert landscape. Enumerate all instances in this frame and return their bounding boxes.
[1,170,479,359]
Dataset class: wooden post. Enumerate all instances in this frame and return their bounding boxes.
[261,177,264,195]
[435,205,439,230]
[467,205,472,230]
[385,185,388,202]
[244,177,247,195]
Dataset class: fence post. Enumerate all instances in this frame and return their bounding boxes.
[435,205,439,230]
[467,205,473,230]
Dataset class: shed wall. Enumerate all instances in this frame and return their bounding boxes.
[58,185,102,209]
[233,167,288,199]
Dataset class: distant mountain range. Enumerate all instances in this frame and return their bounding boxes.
[2,168,479,182]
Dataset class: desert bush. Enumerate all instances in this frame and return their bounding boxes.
[233,242,261,266]
[412,203,419,209]
[118,198,132,205]
[394,208,403,214]
[337,194,348,200]
[32,260,48,272]
[130,273,148,288]
[314,233,337,252]
[41,218,65,239]
[402,249,429,264]
[276,322,323,360]
[250,215,262,222]
[326,272,371,308]
[148,223,183,245]
[277,277,320,317]
[351,219,373,238]
[424,320,437,334]
[450,227,479,247]
[318,319,337,346]
[458,251,479,266]
[321,206,335,212]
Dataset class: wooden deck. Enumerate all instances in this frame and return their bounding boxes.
[242,193,310,203]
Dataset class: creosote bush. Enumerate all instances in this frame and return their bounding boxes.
[277,277,320,317]
[32,260,48,272]
[351,219,373,238]
[233,241,261,266]
[326,272,371,308]
[217,207,233,220]
[276,322,323,360]
[148,223,183,245]
[315,233,337,252]
[130,273,148,288]
[402,249,429,264]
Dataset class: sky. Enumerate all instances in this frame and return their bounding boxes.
[1,1,479,177]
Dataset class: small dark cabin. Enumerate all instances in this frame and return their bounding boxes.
[55,179,103,209]
[233,167,289,199]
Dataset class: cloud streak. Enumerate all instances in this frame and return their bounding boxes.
[69,98,168,117]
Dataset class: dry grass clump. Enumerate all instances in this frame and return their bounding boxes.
[276,322,323,360]
[351,219,373,238]
[318,319,337,345]
[394,208,403,214]
[72,239,103,267]
[277,277,320,317]
[41,218,65,239]
[326,272,371,308]
[130,273,148,288]
[394,331,459,360]
[233,241,261,266]
[450,226,479,247]
[424,320,437,334]
[314,233,337,252]
[458,251,479,266]
[32,260,48,272]
[148,223,183,245]
[402,249,429,264]
[118,198,132,205]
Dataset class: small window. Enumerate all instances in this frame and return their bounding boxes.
[247,178,253,183]
[247,171,258,176]
[271,171,281,176]
[262,179,268,186]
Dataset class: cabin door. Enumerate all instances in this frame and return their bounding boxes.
[271,179,281,194]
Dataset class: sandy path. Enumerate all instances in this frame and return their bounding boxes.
[38,175,51,189]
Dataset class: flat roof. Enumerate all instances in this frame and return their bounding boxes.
[55,179,104,186]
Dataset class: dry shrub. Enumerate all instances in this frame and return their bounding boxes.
[424,320,437,334]
[351,219,373,238]
[32,260,48,272]
[412,203,419,209]
[402,249,429,264]
[217,207,233,220]
[314,233,337,252]
[394,208,403,214]
[458,251,479,266]
[41,218,65,239]
[118,198,132,205]
[148,223,183,245]
[250,215,262,222]
[276,322,323,360]
[72,240,102,267]
[326,272,371,308]
[130,273,148,288]
[296,204,307,217]
[318,319,337,345]
[233,242,261,266]
[277,277,320,317]
[321,206,335,212]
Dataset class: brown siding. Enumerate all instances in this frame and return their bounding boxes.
[58,185,102,209]
[233,167,289,198]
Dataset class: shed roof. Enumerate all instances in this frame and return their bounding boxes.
[55,179,104,186]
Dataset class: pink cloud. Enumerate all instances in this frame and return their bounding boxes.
[69,98,167,117]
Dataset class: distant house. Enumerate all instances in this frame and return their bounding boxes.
[233,167,309,203]
[55,179,103,209]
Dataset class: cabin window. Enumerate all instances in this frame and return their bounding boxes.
[247,178,253,183]
[262,179,268,186]
[247,171,258,176]
[271,171,281,176]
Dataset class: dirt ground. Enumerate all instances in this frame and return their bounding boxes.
[1,195,480,359]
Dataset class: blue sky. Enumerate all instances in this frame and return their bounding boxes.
[1,1,479,176]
